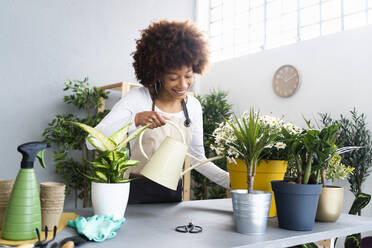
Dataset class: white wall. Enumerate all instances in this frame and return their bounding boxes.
[199,25,372,219]
[0,0,195,208]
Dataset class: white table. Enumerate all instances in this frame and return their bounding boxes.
[60,199,372,248]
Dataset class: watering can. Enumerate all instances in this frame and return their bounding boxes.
[139,120,223,190]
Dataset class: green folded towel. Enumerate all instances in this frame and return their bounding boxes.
[68,215,126,242]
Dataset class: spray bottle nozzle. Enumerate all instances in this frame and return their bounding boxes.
[18,142,50,169]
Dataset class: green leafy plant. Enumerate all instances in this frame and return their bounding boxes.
[42,77,109,207]
[325,154,354,183]
[212,110,280,193]
[284,123,341,184]
[69,122,150,183]
[192,90,232,200]
[344,193,371,248]
[319,109,372,248]
[320,109,372,201]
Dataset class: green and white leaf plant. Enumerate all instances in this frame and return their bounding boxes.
[324,154,354,183]
[42,77,110,208]
[69,122,150,183]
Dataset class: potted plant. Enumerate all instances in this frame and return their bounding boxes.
[320,110,372,215]
[211,110,279,234]
[320,109,372,247]
[315,154,354,222]
[224,114,302,217]
[42,77,109,208]
[271,123,341,231]
[69,121,150,220]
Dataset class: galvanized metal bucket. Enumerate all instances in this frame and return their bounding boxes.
[230,190,272,234]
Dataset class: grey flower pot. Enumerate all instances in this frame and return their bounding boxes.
[271,180,322,231]
[230,190,272,234]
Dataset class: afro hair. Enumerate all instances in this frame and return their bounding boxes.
[132,20,210,87]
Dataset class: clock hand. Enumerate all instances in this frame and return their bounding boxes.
[284,74,297,83]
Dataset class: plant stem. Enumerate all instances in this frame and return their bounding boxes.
[247,160,254,193]
[321,169,326,186]
[295,155,302,184]
[303,151,313,184]
[81,144,89,208]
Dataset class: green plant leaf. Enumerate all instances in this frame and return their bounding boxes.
[122,160,138,166]
[87,136,106,151]
[36,149,47,168]
[117,124,150,149]
[110,123,131,145]
[68,121,115,151]
[113,178,132,183]
[118,160,139,172]
[95,171,108,182]
[90,161,110,169]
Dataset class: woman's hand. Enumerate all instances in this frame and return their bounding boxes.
[134,111,170,129]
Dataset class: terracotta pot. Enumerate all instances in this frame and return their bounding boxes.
[316,186,344,222]
[227,159,287,217]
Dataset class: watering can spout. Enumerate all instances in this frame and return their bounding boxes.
[181,155,224,175]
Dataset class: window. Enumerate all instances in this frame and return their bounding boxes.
[199,0,372,62]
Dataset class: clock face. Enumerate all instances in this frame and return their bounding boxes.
[272,65,300,98]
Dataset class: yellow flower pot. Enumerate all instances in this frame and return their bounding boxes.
[227,159,288,217]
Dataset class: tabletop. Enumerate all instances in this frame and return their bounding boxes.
[59,198,372,248]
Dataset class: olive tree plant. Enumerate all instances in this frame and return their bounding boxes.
[319,109,372,210]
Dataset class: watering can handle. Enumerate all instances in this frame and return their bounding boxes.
[139,120,186,160]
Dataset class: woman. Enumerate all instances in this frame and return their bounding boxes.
[92,20,230,203]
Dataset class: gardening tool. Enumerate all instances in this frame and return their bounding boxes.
[1,142,49,240]
[16,225,57,248]
[139,120,223,190]
[50,235,89,248]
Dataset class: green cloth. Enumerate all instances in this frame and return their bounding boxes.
[68,215,125,242]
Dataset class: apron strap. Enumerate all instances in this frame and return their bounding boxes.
[181,98,191,127]
[152,96,191,128]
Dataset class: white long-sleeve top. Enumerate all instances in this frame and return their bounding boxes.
[89,87,230,189]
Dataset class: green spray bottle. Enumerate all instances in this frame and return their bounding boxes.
[1,142,49,240]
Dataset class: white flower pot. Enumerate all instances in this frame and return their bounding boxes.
[91,181,130,220]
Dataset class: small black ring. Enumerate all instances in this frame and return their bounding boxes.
[184,120,192,127]
[189,225,203,233]
[175,226,188,233]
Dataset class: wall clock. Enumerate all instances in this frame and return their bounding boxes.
[272,65,300,98]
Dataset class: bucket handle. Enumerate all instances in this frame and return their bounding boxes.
[139,120,186,160]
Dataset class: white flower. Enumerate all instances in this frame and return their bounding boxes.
[274,142,286,149]
[265,143,274,149]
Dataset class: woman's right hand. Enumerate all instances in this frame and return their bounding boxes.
[134,111,170,129]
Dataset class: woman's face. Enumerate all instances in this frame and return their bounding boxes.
[161,65,193,100]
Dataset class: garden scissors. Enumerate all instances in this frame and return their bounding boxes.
[175,222,203,233]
